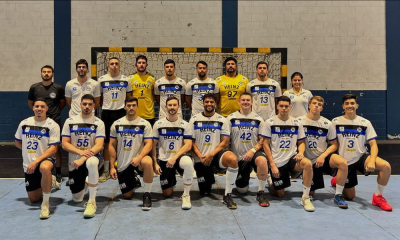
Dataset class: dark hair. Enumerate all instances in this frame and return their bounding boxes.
[76,59,88,69]
[136,55,147,63]
[196,60,208,68]
[291,72,303,80]
[41,65,54,73]
[256,61,268,69]
[224,57,237,66]
[109,57,120,62]
[125,96,139,106]
[33,97,47,106]
[239,92,252,99]
[276,96,291,105]
[81,94,95,102]
[342,94,357,104]
[166,96,179,105]
[164,59,175,67]
[202,93,217,102]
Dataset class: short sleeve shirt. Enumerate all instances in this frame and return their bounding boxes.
[65,78,101,117]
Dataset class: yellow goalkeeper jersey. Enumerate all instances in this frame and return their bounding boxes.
[216,73,249,117]
[129,73,155,119]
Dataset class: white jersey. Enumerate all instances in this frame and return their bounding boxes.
[15,117,60,172]
[189,112,230,163]
[65,78,101,117]
[61,115,105,171]
[99,74,132,110]
[154,76,186,119]
[153,118,192,161]
[298,115,337,163]
[110,116,153,172]
[246,78,282,120]
[185,77,219,116]
[260,116,306,167]
[227,111,264,161]
[332,116,377,165]
[283,88,313,118]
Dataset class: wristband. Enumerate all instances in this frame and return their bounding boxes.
[251,148,256,153]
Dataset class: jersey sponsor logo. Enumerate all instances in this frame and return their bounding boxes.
[101,81,128,90]
[22,125,50,139]
[119,126,123,131]
[86,86,92,91]
[222,84,239,90]
[72,87,77,92]
[70,124,97,136]
[116,125,145,137]
[272,125,299,138]
[238,82,243,86]
[194,85,198,89]
[336,125,366,138]
[250,85,276,95]
[50,92,56,99]
[290,96,294,99]
[134,83,151,89]
[275,127,280,132]
[194,121,223,133]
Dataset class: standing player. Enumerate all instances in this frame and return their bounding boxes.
[299,96,349,209]
[128,55,156,126]
[98,57,132,183]
[189,93,239,209]
[246,61,282,121]
[283,72,313,118]
[62,94,105,218]
[154,59,186,119]
[65,59,101,117]
[261,96,315,212]
[185,61,219,116]
[227,93,270,207]
[15,98,61,219]
[109,97,154,210]
[216,57,249,117]
[331,94,392,211]
[153,97,194,210]
[28,65,65,185]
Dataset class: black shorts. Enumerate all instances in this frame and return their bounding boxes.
[145,118,156,126]
[310,153,336,191]
[117,164,141,194]
[68,164,89,194]
[235,151,266,188]
[101,108,126,143]
[25,159,55,192]
[344,153,370,189]
[194,149,230,187]
[269,156,299,191]
[158,156,187,190]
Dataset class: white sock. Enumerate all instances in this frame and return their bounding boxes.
[104,160,110,172]
[225,167,238,195]
[335,184,344,195]
[258,180,266,192]
[86,157,99,203]
[180,156,193,196]
[375,184,385,195]
[302,185,311,198]
[43,192,50,204]
[183,184,191,196]
[143,182,152,193]
[88,186,97,203]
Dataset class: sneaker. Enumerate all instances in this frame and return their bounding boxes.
[39,202,50,219]
[223,194,237,209]
[99,170,110,183]
[142,192,152,211]
[51,175,61,190]
[331,176,337,187]
[83,202,97,218]
[181,194,192,210]
[301,196,315,212]
[256,191,270,207]
[333,194,348,209]
[372,194,393,211]
[267,174,273,187]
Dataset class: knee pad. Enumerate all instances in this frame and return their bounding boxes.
[179,156,193,169]
[72,189,86,203]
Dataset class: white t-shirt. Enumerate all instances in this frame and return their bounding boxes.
[65,78,101,117]
[99,74,132,110]
[283,88,313,118]
[154,76,186,119]
[185,77,219,116]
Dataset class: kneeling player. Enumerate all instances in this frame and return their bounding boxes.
[331,94,392,211]
[190,93,239,209]
[261,96,315,212]
[228,93,269,207]
[153,96,194,210]
[62,94,105,218]
[15,98,61,219]
[299,96,348,208]
[109,97,154,211]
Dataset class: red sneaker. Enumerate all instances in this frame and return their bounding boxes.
[372,194,393,211]
[331,176,336,187]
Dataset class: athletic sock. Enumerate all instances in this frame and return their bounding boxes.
[143,182,152,193]
[88,186,97,203]
[375,184,386,195]
[183,184,191,196]
[302,185,311,198]
[56,167,61,176]
[258,179,266,192]
[103,160,110,172]
[43,192,50,204]
[225,167,238,196]
[335,184,344,195]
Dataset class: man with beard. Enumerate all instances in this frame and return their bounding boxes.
[62,94,105,218]
[154,59,186,119]
[109,97,154,210]
[185,61,219,117]
[28,65,65,187]
[65,59,101,117]
[98,57,132,183]
[153,96,194,210]
[189,93,239,209]
[128,55,156,126]
[216,57,249,117]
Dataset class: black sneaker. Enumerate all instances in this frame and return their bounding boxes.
[256,191,270,207]
[142,192,152,211]
[223,194,237,209]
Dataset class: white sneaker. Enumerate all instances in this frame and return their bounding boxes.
[181,194,192,210]
[99,170,110,183]
[52,175,61,190]
[83,201,97,218]
[301,196,315,212]
[40,202,50,219]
